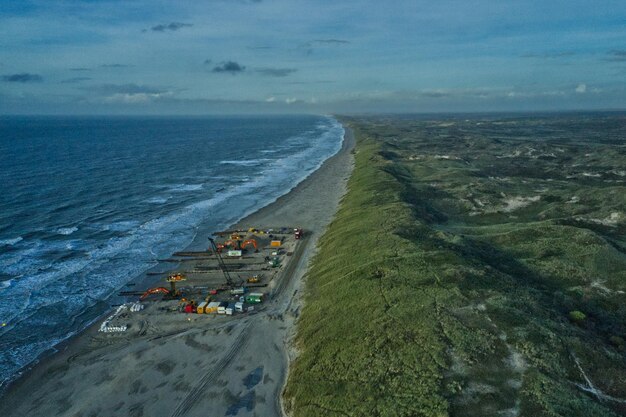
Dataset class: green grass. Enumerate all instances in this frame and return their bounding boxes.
[284,115,626,417]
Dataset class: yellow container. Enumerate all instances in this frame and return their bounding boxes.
[206,302,220,313]
[197,301,208,314]
[270,240,281,247]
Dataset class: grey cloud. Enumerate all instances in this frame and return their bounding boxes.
[2,73,43,83]
[69,67,91,72]
[286,80,334,85]
[204,59,212,65]
[607,50,626,62]
[248,46,273,50]
[61,77,92,84]
[100,64,131,68]
[91,84,165,94]
[313,39,350,45]
[255,68,297,77]
[151,22,193,32]
[212,61,245,74]
[521,51,575,58]
[421,91,451,98]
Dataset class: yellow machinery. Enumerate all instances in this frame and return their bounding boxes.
[167,273,186,295]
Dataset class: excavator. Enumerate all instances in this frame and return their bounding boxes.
[140,273,186,300]
[241,239,258,252]
[140,286,171,300]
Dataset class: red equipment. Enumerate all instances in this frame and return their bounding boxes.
[140,287,170,300]
[241,239,258,252]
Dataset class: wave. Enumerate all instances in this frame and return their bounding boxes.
[220,159,268,166]
[145,196,170,204]
[0,237,23,246]
[55,226,78,235]
[168,184,204,192]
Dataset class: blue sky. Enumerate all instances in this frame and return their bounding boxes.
[1,0,624,114]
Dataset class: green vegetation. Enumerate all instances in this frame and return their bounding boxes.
[284,115,626,417]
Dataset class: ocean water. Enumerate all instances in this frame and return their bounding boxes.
[0,115,344,387]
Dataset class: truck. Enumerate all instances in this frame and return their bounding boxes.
[294,228,303,239]
[235,302,245,312]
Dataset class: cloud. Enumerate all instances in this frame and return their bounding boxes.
[100,64,131,68]
[150,22,193,32]
[212,61,245,74]
[92,84,172,104]
[255,67,297,77]
[313,39,350,45]
[606,50,626,62]
[61,77,92,84]
[521,51,575,58]
[204,59,212,65]
[69,67,91,72]
[92,84,164,95]
[420,91,451,98]
[575,83,587,93]
[2,73,43,83]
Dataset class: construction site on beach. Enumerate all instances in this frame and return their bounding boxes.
[98,226,305,335]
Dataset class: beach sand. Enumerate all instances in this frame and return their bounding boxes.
[0,126,355,417]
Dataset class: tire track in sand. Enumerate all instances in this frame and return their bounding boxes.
[170,322,251,417]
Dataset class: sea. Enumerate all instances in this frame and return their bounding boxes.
[0,115,344,388]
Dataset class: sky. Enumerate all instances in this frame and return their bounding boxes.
[0,0,625,114]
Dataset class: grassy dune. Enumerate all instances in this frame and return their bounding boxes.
[284,115,626,417]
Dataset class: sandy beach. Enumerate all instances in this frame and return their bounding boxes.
[0,126,355,417]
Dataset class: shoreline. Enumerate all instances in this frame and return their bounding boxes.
[0,122,355,417]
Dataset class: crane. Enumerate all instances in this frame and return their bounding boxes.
[208,237,237,287]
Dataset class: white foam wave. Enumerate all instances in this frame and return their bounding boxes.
[55,226,78,235]
[145,196,170,204]
[168,183,204,192]
[0,237,23,246]
[100,220,140,232]
[0,279,12,290]
[220,159,267,166]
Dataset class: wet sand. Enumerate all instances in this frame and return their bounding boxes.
[0,126,355,417]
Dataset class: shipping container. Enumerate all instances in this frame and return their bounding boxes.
[230,287,246,295]
[227,250,242,257]
[270,240,281,247]
[197,301,208,314]
[235,302,244,312]
[206,301,220,313]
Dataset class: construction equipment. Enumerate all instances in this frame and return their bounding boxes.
[241,239,258,252]
[166,273,186,295]
[247,274,260,283]
[140,287,171,300]
[208,237,239,287]
[223,239,239,250]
